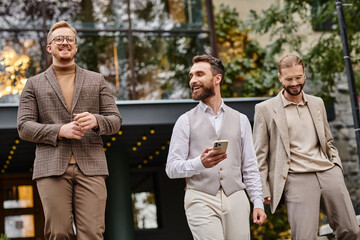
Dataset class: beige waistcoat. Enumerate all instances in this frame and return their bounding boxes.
[186,104,246,196]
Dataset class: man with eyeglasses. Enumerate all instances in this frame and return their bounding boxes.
[253,54,359,239]
[17,21,122,239]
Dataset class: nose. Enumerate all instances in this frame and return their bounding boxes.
[290,79,299,86]
[61,39,70,45]
[189,76,197,87]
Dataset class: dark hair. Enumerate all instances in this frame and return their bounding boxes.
[192,55,225,82]
[278,55,304,75]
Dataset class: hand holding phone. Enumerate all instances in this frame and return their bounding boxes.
[213,140,228,154]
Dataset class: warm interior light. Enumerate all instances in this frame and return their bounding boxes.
[0,44,31,99]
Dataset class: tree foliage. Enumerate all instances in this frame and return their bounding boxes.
[247,0,360,101]
[250,206,290,240]
[215,4,281,98]
[0,234,9,240]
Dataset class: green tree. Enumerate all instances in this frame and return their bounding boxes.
[247,0,360,101]
[215,4,281,98]
[0,234,9,240]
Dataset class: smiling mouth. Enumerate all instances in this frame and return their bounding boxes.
[192,85,203,92]
[290,85,300,90]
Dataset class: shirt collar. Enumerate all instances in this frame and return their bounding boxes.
[199,99,225,114]
[280,89,307,107]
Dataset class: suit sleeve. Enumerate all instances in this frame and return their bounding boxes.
[253,104,271,198]
[17,78,62,146]
[93,76,122,135]
[321,100,342,169]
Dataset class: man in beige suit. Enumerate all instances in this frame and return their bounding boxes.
[17,21,122,239]
[166,55,266,240]
[253,55,359,239]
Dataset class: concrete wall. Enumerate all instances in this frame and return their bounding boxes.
[329,76,360,213]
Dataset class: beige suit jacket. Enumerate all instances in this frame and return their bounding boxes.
[253,92,342,213]
[17,65,122,180]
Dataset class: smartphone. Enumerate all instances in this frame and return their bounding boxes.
[213,140,228,154]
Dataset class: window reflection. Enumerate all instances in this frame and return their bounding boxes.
[0,0,42,29]
[5,214,35,238]
[0,33,42,103]
[3,185,34,209]
[133,33,211,99]
[131,172,159,230]
[45,0,128,29]
[76,32,130,99]
[0,0,213,102]
[132,192,158,229]
[131,0,208,30]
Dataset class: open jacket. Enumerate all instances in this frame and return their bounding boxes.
[17,65,122,179]
[253,92,341,213]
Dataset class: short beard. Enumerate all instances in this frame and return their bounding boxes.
[191,85,215,101]
[283,83,304,96]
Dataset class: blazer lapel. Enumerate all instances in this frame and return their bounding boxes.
[273,93,291,157]
[45,66,69,113]
[306,94,327,153]
[71,65,85,113]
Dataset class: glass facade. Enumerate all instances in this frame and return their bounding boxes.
[0,0,215,102]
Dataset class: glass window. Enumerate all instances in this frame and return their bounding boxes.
[45,0,129,30]
[0,32,43,103]
[76,32,130,100]
[0,0,43,29]
[131,0,209,30]
[3,185,34,209]
[5,214,35,238]
[131,172,159,230]
[132,192,158,229]
[133,33,211,100]
[0,0,214,102]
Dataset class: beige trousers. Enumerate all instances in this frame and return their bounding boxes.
[284,165,359,240]
[184,188,250,240]
[36,164,107,240]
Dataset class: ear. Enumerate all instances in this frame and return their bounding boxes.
[214,74,222,85]
[46,45,52,54]
[277,72,282,83]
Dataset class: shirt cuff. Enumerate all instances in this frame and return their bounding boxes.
[191,156,206,172]
[253,198,264,210]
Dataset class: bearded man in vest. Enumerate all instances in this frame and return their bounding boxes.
[166,55,266,240]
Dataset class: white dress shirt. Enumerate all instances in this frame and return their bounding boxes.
[166,100,264,209]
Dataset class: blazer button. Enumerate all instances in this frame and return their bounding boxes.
[283,176,287,180]
[287,161,290,165]
[220,177,223,180]
[220,168,223,171]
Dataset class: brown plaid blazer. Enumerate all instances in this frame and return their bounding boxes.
[17,65,122,180]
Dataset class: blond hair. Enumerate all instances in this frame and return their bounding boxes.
[278,55,304,75]
[47,21,77,44]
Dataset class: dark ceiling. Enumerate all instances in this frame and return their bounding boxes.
[0,98,268,175]
[0,124,174,175]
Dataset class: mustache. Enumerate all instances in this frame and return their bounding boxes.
[191,83,204,90]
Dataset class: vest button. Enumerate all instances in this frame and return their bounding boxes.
[220,177,223,180]
[287,161,290,165]
[220,168,223,171]
[283,176,287,180]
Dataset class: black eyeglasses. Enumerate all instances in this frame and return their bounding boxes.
[49,36,77,45]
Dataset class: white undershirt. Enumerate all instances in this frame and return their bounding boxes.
[166,100,264,209]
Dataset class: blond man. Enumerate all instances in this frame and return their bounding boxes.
[17,21,122,239]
